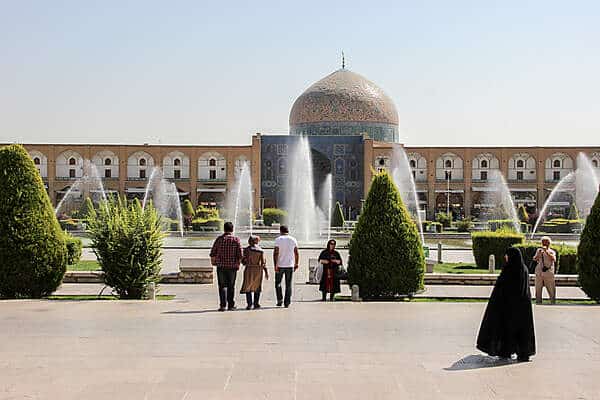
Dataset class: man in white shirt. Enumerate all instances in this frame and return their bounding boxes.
[273,225,299,308]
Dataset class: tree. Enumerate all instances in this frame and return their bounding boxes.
[568,203,580,220]
[0,144,68,298]
[181,199,195,229]
[331,202,345,227]
[87,197,164,299]
[517,205,529,223]
[348,171,425,298]
[577,193,600,302]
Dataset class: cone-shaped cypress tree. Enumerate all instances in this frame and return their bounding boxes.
[0,144,67,298]
[348,171,425,298]
[331,201,345,227]
[517,205,529,223]
[577,192,600,302]
[181,199,195,217]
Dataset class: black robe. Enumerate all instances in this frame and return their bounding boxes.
[476,247,536,358]
[318,249,342,294]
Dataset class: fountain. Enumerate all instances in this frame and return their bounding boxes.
[318,174,333,241]
[228,161,253,235]
[531,152,600,237]
[141,167,184,237]
[286,136,319,242]
[480,169,521,233]
[55,160,108,216]
[391,146,425,244]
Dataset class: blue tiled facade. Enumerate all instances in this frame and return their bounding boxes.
[290,121,398,142]
[261,135,364,217]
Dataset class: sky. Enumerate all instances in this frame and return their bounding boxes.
[1,0,599,146]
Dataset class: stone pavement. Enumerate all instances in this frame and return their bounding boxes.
[1,268,599,399]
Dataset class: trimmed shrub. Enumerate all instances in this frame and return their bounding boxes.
[331,202,345,227]
[456,218,472,232]
[512,242,539,270]
[488,219,529,233]
[262,208,287,226]
[538,218,582,233]
[87,197,164,299]
[181,199,195,217]
[568,203,580,220]
[517,205,529,223]
[64,233,83,265]
[513,242,577,274]
[436,212,452,228]
[578,194,600,301]
[348,172,425,298]
[422,221,442,233]
[0,144,68,298]
[195,205,219,220]
[192,218,224,231]
[472,230,524,269]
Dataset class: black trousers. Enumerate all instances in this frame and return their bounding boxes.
[217,268,237,308]
[245,292,261,307]
[275,268,294,306]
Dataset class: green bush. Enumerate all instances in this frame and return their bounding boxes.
[578,194,600,302]
[0,144,68,298]
[181,199,194,217]
[488,219,529,233]
[348,172,425,298]
[422,221,442,233]
[64,233,83,265]
[60,218,79,231]
[538,218,581,233]
[87,197,164,299]
[456,218,472,232]
[435,212,452,228]
[472,230,524,269]
[568,203,580,220]
[195,205,219,220]
[191,218,224,231]
[513,242,578,274]
[262,208,287,226]
[331,202,345,227]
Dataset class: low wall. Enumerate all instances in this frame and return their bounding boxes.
[63,268,214,284]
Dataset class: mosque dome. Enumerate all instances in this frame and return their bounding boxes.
[289,68,399,142]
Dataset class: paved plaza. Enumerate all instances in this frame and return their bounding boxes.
[1,267,599,400]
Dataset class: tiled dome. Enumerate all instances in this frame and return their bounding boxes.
[289,69,399,127]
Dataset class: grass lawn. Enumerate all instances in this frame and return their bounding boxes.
[45,294,175,301]
[432,262,493,274]
[68,260,101,271]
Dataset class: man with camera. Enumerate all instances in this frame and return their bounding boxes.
[533,236,557,305]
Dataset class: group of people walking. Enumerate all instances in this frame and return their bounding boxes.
[212,221,558,362]
[209,223,343,311]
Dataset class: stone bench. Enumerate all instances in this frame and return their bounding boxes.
[177,257,214,284]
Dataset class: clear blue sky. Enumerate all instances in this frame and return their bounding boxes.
[1,0,599,146]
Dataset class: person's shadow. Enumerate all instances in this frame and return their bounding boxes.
[445,354,518,371]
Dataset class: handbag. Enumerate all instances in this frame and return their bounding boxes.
[336,265,348,280]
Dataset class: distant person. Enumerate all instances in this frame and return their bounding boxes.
[318,239,343,301]
[210,222,243,311]
[533,236,557,304]
[273,225,299,308]
[240,235,268,310]
[477,247,536,362]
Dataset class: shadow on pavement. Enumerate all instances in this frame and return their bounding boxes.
[445,354,518,371]
[162,306,282,314]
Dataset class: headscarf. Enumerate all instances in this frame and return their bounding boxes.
[247,235,263,252]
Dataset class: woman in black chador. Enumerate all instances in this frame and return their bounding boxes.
[477,247,536,361]
[318,239,343,301]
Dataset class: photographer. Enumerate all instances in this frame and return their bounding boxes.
[532,236,557,304]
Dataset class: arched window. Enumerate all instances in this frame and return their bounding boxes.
[104,158,111,166]
[445,160,452,168]
[481,160,488,168]
[593,160,599,168]
[553,159,561,168]
[209,158,216,167]
[69,157,76,166]
[174,158,181,166]
[410,160,416,168]
[139,158,146,167]
[33,157,40,165]
[516,160,524,168]
[379,158,385,166]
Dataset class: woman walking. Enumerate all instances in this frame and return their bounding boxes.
[477,247,536,361]
[318,239,343,301]
[240,236,268,310]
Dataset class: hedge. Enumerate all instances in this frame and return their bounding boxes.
[513,242,577,274]
[348,171,424,298]
[456,218,472,232]
[488,219,530,233]
[435,212,452,228]
[262,208,287,226]
[0,144,68,298]
[472,230,524,269]
[65,234,83,265]
[538,218,582,233]
[195,205,219,220]
[192,218,224,231]
[422,221,442,233]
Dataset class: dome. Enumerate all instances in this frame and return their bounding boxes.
[289,69,399,127]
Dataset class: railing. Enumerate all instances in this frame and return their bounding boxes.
[197,178,227,183]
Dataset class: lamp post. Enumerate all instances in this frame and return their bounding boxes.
[446,169,451,215]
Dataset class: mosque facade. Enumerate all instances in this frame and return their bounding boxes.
[15,67,600,221]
